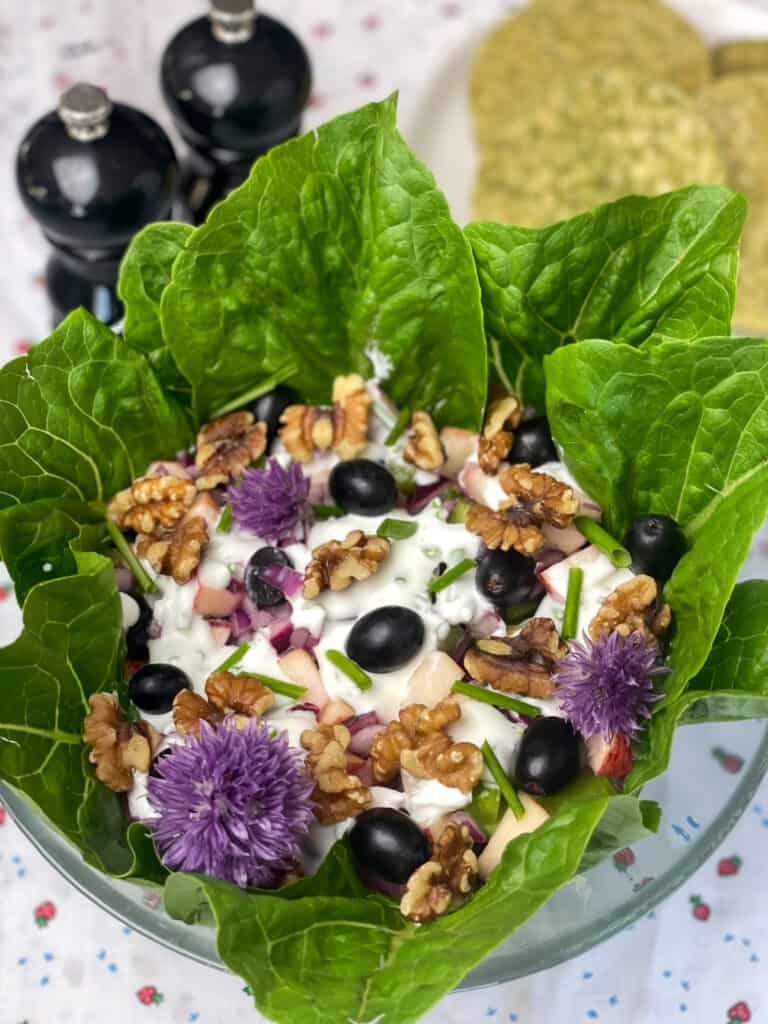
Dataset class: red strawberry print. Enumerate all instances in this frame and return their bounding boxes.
[34,901,57,926]
[690,895,710,921]
[137,985,163,1006]
[613,847,636,871]
[357,71,378,89]
[311,22,333,39]
[0,586,10,602]
[718,856,742,877]
[361,14,381,30]
[727,1002,751,1023]
[713,747,744,774]
[0,803,5,825]
[14,339,32,354]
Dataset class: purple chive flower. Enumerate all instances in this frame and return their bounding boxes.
[227,458,310,544]
[147,720,315,888]
[553,630,669,740]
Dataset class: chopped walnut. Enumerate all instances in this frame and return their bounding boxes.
[371,699,482,792]
[464,618,567,698]
[195,411,267,489]
[478,396,522,474]
[280,375,371,463]
[172,670,276,736]
[83,693,160,792]
[589,575,671,642]
[332,374,372,460]
[500,463,578,529]
[303,530,390,599]
[466,502,544,556]
[301,723,372,824]
[404,411,445,472]
[400,823,478,922]
[136,515,209,585]
[107,475,196,534]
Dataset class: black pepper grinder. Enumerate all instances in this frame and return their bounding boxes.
[16,83,178,327]
[161,0,312,223]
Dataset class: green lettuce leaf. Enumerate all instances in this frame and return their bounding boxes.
[0,307,194,511]
[545,336,768,715]
[628,580,768,789]
[117,221,194,396]
[0,498,109,604]
[165,798,607,1024]
[160,95,487,427]
[466,186,746,407]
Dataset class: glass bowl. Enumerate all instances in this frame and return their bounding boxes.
[3,690,767,988]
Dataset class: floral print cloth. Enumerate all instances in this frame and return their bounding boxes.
[1,1,768,1021]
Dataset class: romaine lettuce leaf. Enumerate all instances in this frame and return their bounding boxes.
[466,186,746,407]
[159,95,487,428]
[545,335,768,711]
[628,580,768,789]
[0,308,194,510]
[117,221,193,396]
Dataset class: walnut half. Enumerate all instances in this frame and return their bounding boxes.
[404,411,445,472]
[303,530,390,599]
[301,724,373,824]
[478,396,521,474]
[83,693,160,792]
[589,575,671,643]
[280,374,371,463]
[195,411,267,489]
[400,823,478,922]
[464,617,567,698]
[172,670,276,736]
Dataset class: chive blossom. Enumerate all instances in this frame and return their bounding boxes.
[106,520,157,594]
[214,642,249,674]
[452,681,541,717]
[561,567,583,640]
[326,650,372,691]
[481,741,525,820]
[428,558,476,594]
[574,516,631,568]
[377,518,418,540]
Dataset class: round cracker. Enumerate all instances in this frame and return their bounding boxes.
[472,69,726,227]
[471,0,710,150]
[700,73,768,199]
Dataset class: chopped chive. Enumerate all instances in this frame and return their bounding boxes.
[326,649,372,691]
[503,600,540,627]
[251,674,307,700]
[312,503,346,520]
[377,518,418,540]
[428,557,476,594]
[214,641,249,674]
[452,680,542,717]
[561,567,583,640]
[447,497,473,524]
[106,520,157,594]
[574,515,631,568]
[385,407,411,446]
[481,740,525,820]
[217,503,232,533]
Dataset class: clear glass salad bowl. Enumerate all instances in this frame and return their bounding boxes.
[3,680,767,988]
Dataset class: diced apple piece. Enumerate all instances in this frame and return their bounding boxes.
[441,427,477,478]
[542,522,588,556]
[193,584,242,617]
[319,699,356,724]
[209,623,232,647]
[586,733,632,778]
[278,648,330,710]
[406,651,463,707]
[538,544,632,603]
[477,793,550,880]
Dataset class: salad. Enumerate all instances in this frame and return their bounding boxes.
[1,95,768,1024]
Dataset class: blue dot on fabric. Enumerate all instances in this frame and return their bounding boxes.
[486,1010,497,1018]
[680,1004,687,1013]
[189,1015,200,1023]
[17,868,26,878]
[724,934,735,943]
[122,926,133,936]
[742,938,752,947]
[509,1016,519,1022]
[587,1011,599,1020]
[97,949,106,960]
[582,970,593,980]
[40,976,49,987]
[108,963,118,973]
[43,952,54,962]
[761,817,768,828]
[11,855,21,863]
[609,995,619,1006]
[18,957,27,966]
[663,970,673,978]
[750,953,760,962]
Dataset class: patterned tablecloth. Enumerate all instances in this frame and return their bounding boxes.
[1,2,768,1022]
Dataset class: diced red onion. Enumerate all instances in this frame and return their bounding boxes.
[357,868,405,900]
[261,563,304,597]
[450,811,487,845]
[345,711,380,735]
[270,621,293,654]
[290,702,320,715]
[227,577,245,595]
[405,477,453,515]
[114,566,134,592]
[230,607,254,640]
[348,724,387,757]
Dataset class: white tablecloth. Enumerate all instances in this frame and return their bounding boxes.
[1,2,767,1022]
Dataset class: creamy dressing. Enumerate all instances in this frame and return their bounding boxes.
[535,545,634,640]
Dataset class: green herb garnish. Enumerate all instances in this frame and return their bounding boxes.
[385,406,411,446]
[252,674,307,700]
[214,642,249,674]
[452,680,541,717]
[106,520,157,594]
[428,558,476,593]
[573,516,631,568]
[561,567,583,640]
[217,503,232,533]
[447,497,473,524]
[376,518,418,540]
[326,650,372,690]
[481,740,525,820]
[312,504,346,520]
